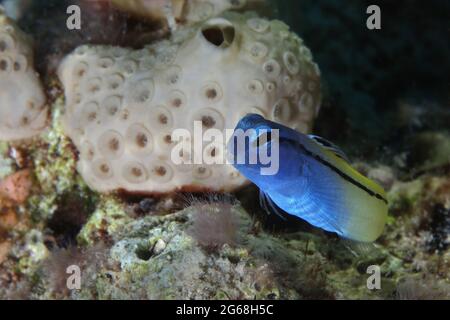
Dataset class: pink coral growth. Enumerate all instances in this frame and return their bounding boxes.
[0,170,32,204]
[186,195,240,251]
[41,243,110,298]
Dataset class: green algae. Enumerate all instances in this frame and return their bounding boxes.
[24,98,97,224]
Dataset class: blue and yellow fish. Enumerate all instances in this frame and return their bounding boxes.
[227,114,388,242]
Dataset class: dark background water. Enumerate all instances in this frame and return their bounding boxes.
[273,0,450,162]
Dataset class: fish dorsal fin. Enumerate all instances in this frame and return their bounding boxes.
[308,134,387,201]
[308,134,350,162]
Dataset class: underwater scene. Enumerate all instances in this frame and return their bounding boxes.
[0,0,449,301]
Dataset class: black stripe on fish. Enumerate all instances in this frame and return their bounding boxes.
[284,139,388,205]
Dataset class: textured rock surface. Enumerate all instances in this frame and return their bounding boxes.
[58,12,321,194]
[1,158,449,299]
[38,196,445,300]
[0,7,47,141]
[88,202,286,300]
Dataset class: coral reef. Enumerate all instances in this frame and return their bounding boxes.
[0,0,448,301]
[48,200,341,299]
[396,277,450,300]
[0,7,47,141]
[187,198,240,251]
[0,110,447,299]
[1,164,449,300]
[40,243,109,299]
[58,12,321,194]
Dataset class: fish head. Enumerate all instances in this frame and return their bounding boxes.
[227,114,306,189]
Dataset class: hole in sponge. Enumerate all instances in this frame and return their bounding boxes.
[206,88,217,99]
[155,166,167,177]
[136,133,148,148]
[202,25,235,48]
[159,114,168,125]
[135,244,152,261]
[164,135,173,144]
[202,116,216,128]
[0,59,8,71]
[109,138,120,151]
[0,41,6,52]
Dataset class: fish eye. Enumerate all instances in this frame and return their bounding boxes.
[255,131,273,148]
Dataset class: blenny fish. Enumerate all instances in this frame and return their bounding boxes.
[227,114,388,242]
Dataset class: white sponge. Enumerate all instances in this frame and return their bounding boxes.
[0,9,47,141]
[58,13,322,194]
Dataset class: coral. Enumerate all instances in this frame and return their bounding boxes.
[187,198,240,251]
[77,197,132,245]
[407,131,450,175]
[396,277,450,300]
[0,8,47,141]
[382,172,450,285]
[25,96,97,226]
[0,206,18,231]
[0,277,32,300]
[0,0,446,302]
[0,169,32,204]
[423,204,450,253]
[39,243,110,299]
[58,12,321,194]
[70,199,379,299]
[0,184,437,300]
[90,202,287,299]
[0,240,11,264]
[11,229,49,275]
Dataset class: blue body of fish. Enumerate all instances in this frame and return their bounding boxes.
[227,114,388,242]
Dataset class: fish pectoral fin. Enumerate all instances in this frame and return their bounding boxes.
[308,134,350,162]
[259,190,288,221]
